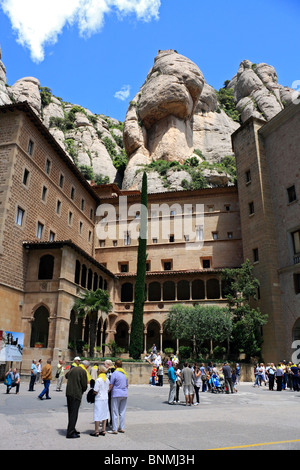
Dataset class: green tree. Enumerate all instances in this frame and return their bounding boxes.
[222,260,268,358]
[129,172,148,359]
[73,288,112,357]
[165,304,232,357]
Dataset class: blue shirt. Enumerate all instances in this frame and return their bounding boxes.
[110,370,128,398]
[168,366,177,383]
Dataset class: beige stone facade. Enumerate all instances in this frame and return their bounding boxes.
[232,102,300,362]
[0,100,299,371]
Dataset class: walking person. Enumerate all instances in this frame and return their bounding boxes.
[108,360,128,434]
[193,364,201,405]
[36,359,42,384]
[65,360,89,438]
[90,365,110,437]
[157,363,164,387]
[104,359,114,429]
[28,360,37,391]
[38,359,52,400]
[56,359,65,391]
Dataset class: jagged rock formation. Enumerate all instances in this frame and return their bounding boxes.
[1,49,298,193]
[122,50,239,191]
[228,60,297,123]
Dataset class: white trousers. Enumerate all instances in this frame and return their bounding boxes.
[111,396,127,431]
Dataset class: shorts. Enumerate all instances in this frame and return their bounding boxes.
[184,384,194,396]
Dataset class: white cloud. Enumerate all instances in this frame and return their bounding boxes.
[114,84,130,101]
[0,0,161,62]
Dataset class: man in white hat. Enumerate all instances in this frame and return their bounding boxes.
[71,357,81,368]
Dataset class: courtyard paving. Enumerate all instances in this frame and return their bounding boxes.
[1,380,300,455]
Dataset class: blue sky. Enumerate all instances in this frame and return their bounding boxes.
[0,0,300,121]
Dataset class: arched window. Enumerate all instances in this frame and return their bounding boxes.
[38,254,54,280]
[74,260,81,285]
[30,306,49,347]
[115,321,129,350]
[93,273,98,291]
[99,276,103,289]
[192,279,205,299]
[148,282,161,301]
[207,278,220,299]
[121,283,134,302]
[163,281,175,301]
[81,264,87,288]
[87,268,93,290]
[177,280,190,300]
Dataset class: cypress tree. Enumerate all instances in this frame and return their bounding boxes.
[129,172,148,359]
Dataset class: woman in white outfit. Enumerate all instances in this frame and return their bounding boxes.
[90,365,110,436]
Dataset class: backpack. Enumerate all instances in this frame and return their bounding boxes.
[87,388,95,404]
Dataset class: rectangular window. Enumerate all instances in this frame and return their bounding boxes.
[81,199,85,211]
[196,225,204,241]
[292,230,300,254]
[287,185,297,204]
[90,208,94,221]
[146,261,150,271]
[163,261,172,271]
[70,186,75,200]
[28,139,34,156]
[99,240,105,247]
[294,274,300,294]
[245,170,251,184]
[59,174,64,188]
[49,231,55,242]
[113,240,118,247]
[22,168,29,186]
[120,263,129,273]
[169,235,174,242]
[45,159,51,174]
[253,248,259,263]
[56,200,61,215]
[212,232,218,240]
[41,186,48,202]
[79,221,83,234]
[228,232,233,239]
[202,259,211,269]
[152,238,158,244]
[36,222,44,240]
[15,207,25,226]
[249,201,255,215]
[124,232,131,246]
[88,231,92,242]
[68,211,73,226]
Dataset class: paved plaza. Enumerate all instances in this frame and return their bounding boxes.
[1,380,300,454]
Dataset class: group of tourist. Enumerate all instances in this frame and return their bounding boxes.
[166,360,240,405]
[253,361,300,391]
[4,357,128,439]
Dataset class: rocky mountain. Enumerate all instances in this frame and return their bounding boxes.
[0,48,297,193]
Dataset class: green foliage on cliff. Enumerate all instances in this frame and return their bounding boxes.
[216,83,241,123]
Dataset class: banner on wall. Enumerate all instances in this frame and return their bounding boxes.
[0,330,24,362]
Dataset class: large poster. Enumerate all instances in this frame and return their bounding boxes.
[0,330,24,362]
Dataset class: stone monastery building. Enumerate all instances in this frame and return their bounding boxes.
[0,101,299,372]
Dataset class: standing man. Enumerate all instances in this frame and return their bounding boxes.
[167,361,177,404]
[181,363,194,406]
[108,359,128,434]
[56,359,65,392]
[38,359,52,400]
[28,360,37,391]
[65,360,89,438]
[222,362,234,393]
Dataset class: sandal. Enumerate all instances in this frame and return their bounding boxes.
[99,431,106,436]
[90,432,99,437]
